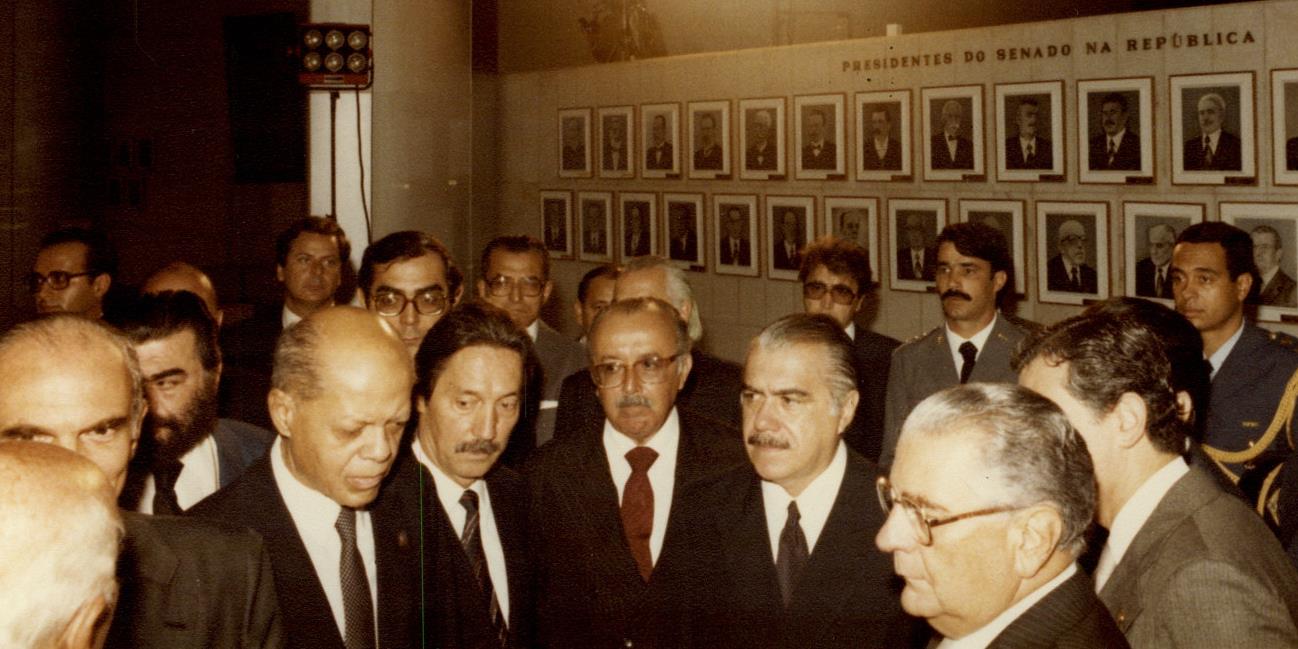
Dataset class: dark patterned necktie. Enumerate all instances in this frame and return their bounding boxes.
[959,341,978,384]
[622,447,658,582]
[335,507,376,649]
[776,501,808,607]
[152,459,183,516]
[1156,267,1165,296]
[1071,267,1081,290]
[1107,138,1117,165]
[1203,136,1214,167]
[461,490,508,646]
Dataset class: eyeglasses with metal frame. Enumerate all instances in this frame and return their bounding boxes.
[370,288,448,317]
[802,281,858,305]
[875,475,1025,546]
[589,353,684,388]
[27,271,94,293]
[484,275,545,298]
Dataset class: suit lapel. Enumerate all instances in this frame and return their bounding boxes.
[989,570,1095,648]
[723,471,785,628]
[121,513,192,630]
[371,485,416,649]
[487,469,531,632]
[568,432,645,584]
[1211,325,1264,402]
[926,328,960,383]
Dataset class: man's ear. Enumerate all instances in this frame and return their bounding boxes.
[275,264,285,284]
[541,280,555,305]
[1011,506,1063,579]
[1234,270,1254,303]
[267,389,296,439]
[835,389,861,436]
[91,273,111,300]
[451,284,465,308]
[1111,391,1149,449]
[675,351,694,390]
[476,279,488,302]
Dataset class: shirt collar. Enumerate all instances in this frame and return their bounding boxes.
[760,442,847,554]
[602,407,681,458]
[1108,130,1127,146]
[938,564,1079,648]
[1203,130,1220,148]
[282,305,304,329]
[1100,458,1188,579]
[1208,320,1245,379]
[844,322,857,341]
[270,436,348,518]
[526,320,539,342]
[412,438,485,516]
[946,313,998,356]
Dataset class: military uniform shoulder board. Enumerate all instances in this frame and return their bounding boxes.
[904,326,940,346]
[1267,330,1298,350]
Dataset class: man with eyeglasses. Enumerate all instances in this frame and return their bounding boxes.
[30,226,117,320]
[799,236,898,463]
[878,382,1126,647]
[528,297,745,648]
[359,230,462,358]
[882,221,1035,467]
[1046,219,1097,294]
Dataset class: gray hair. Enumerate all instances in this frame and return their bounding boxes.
[272,319,324,400]
[751,313,856,415]
[900,383,1096,555]
[590,297,692,359]
[620,255,704,342]
[1198,92,1226,113]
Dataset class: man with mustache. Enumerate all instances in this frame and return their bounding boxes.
[881,221,1036,467]
[528,297,745,648]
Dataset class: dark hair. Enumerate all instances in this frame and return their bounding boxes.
[479,235,549,283]
[1013,297,1198,454]
[752,313,857,412]
[1100,93,1128,112]
[798,236,871,290]
[578,264,620,304]
[115,291,221,372]
[1017,97,1040,110]
[358,231,459,299]
[1176,221,1256,283]
[413,302,536,402]
[274,216,351,268]
[39,228,118,278]
[936,222,1012,302]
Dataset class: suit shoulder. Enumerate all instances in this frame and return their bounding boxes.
[1264,329,1298,354]
[129,511,267,555]
[856,329,902,355]
[896,326,942,351]
[1000,312,1041,338]
[188,458,271,519]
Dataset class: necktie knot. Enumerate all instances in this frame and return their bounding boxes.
[460,489,480,515]
[335,506,358,540]
[786,500,801,525]
[958,341,978,385]
[626,446,658,474]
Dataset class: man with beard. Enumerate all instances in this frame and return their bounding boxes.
[116,291,274,514]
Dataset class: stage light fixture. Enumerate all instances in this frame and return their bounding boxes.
[298,23,372,88]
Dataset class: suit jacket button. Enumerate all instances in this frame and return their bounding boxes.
[1117,612,1126,624]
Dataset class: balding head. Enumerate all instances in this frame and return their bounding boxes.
[615,256,703,341]
[0,442,121,649]
[142,262,221,326]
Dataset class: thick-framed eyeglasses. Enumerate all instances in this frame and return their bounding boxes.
[27,271,93,293]
[876,476,1023,546]
[589,353,683,388]
[371,289,447,317]
[802,281,858,305]
[484,275,544,298]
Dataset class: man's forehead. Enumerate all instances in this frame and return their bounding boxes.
[615,268,667,299]
[809,265,857,288]
[487,250,543,277]
[0,355,133,430]
[745,344,826,385]
[35,242,90,269]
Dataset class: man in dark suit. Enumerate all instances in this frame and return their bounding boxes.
[746,109,778,171]
[191,307,418,649]
[894,218,936,281]
[1288,136,1298,171]
[602,116,629,172]
[693,113,723,170]
[667,205,699,263]
[773,210,804,271]
[1252,225,1298,307]
[1088,93,1141,171]
[1045,219,1098,294]
[801,108,836,170]
[1184,92,1243,171]
[583,203,607,255]
[1134,223,1176,299]
[1019,298,1298,647]
[930,99,974,170]
[0,315,284,648]
[561,117,585,171]
[879,383,1127,648]
[573,264,619,344]
[623,205,651,257]
[861,105,902,171]
[719,206,752,266]
[799,237,899,462]
[1005,98,1053,170]
[645,114,673,171]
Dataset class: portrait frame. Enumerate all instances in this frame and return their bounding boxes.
[1221,202,1298,321]
[1035,201,1109,306]
[958,199,1026,295]
[921,85,985,182]
[764,195,816,281]
[793,93,847,180]
[687,100,731,179]
[617,191,658,260]
[994,81,1065,182]
[1170,71,1256,185]
[888,198,947,293]
[663,192,706,271]
[576,191,614,263]
[641,102,681,179]
[738,97,787,180]
[824,196,880,287]
[1121,202,1204,303]
[855,90,912,181]
[1077,77,1154,184]
[597,105,635,179]
[712,193,760,277]
[538,189,573,259]
[1270,68,1298,186]
[557,107,592,178]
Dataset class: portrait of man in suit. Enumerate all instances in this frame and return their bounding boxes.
[719,205,752,267]
[1046,219,1098,294]
[1133,222,1177,300]
[561,116,586,171]
[745,108,778,171]
[668,203,699,264]
[1005,97,1053,170]
[894,213,936,282]
[542,198,568,253]
[930,99,974,170]
[1088,92,1141,171]
[582,201,607,256]
[772,209,805,271]
[833,209,866,246]
[1184,91,1243,172]
[861,104,902,171]
[602,114,629,172]
[801,107,836,170]
[645,113,674,171]
[693,111,723,171]
[623,202,652,258]
[1252,225,1297,307]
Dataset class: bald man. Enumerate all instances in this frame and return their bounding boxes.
[143,261,223,326]
[0,442,121,649]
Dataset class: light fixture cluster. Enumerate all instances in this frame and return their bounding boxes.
[298,23,372,88]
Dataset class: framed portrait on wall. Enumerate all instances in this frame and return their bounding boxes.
[794,94,846,180]
[995,81,1064,182]
[576,191,613,262]
[1271,69,1298,185]
[765,195,815,281]
[888,198,946,293]
[1036,201,1109,305]
[738,97,786,180]
[1077,77,1153,184]
[921,85,984,181]
[688,100,731,179]
[539,190,572,259]
[855,90,912,181]
[1222,202,1298,321]
[1122,202,1204,302]
[1171,72,1256,185]
[618,192,658,260]
[958,199,1025,295]
[641,103,681,178]
[557,107,592,178]
[597,106,635,179]
[663,192,705,271]
[824,196,880,287]
[713,194,759,277]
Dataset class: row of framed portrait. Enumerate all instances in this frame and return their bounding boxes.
[557,69,1298,187]
[540,188,1298,322]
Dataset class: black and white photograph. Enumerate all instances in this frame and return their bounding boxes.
[824,196,879,287]
[1077,77,1153,183]
[664,192,705,270]
[597,105,635,179]
[995,81,1064,182]
[921,85,984,181]
[713,194,759,277]
[1271,69,1298,185]
[958,199,1025,294]
[855,90,911,181]
[577,191,613,262]
[1222,202,1298,321]
[618,192,658,260]
[688,100,731,179]
[738,97,786,180]
[539,189,572,258]
[641,102,680,178]
[765,195,815,281]
[1122,202,1204,302]
[1036,201,1109,305]
[558,107,592,178]
[794,94,846,180]
[1171,72,1255,185]
[888,198,946,292]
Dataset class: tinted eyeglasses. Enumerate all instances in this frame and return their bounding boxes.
[371,288,447,317]
[27,271,94,293]
[876,476,1023,546]
[589,354,683,388]
[802,281,858,305]
[484,275,545,298]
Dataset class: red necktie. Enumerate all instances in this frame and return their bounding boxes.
[622,446,658,581]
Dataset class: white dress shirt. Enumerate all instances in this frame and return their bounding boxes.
[844,322,857,341]
[1106,130,1128,156]
[525,320,559,411]
[413,440,511,620]
[873,137,890,159]
[761,442,847,560]
[136,433,221,513]
[1094,457,1190,592]
[945,313,997,380]
[1202,130,1220,154]
[281,305,304,329]
[604,407,681,564]
[270,437,379,640]
[1207,320,1245,380]
[937,564,1079,648]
